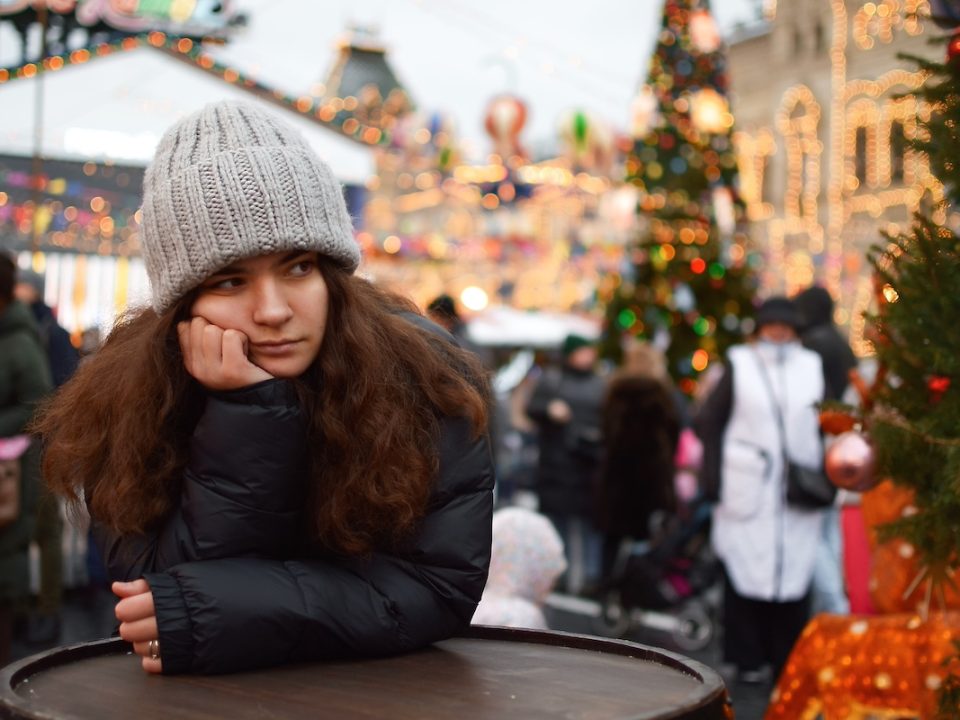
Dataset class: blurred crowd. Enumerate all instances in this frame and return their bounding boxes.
[0,255,106,667]
[462,284,859,688]
[1,253,862,692]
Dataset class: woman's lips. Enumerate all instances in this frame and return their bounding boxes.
[252,340,300,356]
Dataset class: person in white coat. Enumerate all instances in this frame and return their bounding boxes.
[695,296,827,685]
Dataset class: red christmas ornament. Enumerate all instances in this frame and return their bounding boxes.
[824,431,877,492]
[948,31,960,62]
[928,375,951,404]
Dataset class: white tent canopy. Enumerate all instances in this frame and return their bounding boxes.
[466,305,601,348]
[0,45,373,183]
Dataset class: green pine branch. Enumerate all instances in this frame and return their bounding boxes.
[866,47,960,711]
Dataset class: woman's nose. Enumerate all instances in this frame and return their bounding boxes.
[251,281,294,326]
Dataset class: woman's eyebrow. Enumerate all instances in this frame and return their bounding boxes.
[207,263,246,278]
[273,250,311,267]
[209,251,310,278]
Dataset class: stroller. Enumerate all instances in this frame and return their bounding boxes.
[589,497,720,651]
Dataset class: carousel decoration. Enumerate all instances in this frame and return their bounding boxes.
[558,109,617,175]
[0,0,242,66]
[484,94,528,162]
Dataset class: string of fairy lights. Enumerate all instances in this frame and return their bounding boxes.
[0,32,396,147]
[0,26,633,330]
[0,0,946,347]
[853,0,927,50]
[730,0,937,352]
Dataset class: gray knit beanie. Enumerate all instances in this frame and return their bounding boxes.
[140,100,361,313]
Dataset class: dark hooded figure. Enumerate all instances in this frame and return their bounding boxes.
[793,286,857,400]
[793,286,856,619]
[594,341,679,576]
[14,270,79,389]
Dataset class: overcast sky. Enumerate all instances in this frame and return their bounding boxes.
[0,0,761,166]
[213,0,761,160]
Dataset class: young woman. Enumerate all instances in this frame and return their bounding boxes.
[34,101,494,675]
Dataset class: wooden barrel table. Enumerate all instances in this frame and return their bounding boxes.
[0,626,731,719]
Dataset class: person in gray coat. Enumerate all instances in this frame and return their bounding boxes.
[525,334,605,595]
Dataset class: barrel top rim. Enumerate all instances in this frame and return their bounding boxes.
[1,627,728,720]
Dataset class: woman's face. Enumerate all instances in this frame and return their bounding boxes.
[757,321,797,344]
[190,251,329,378]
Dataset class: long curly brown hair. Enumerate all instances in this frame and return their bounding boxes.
[35,259,490,555]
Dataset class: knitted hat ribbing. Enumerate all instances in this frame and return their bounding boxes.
[140,101,360,313]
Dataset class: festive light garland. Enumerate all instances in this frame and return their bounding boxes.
[853,0,928,50]
[775,85,822,222]
[732,2,939,336]
[733,128,775,221]
[0,33,395,147]
[0,155,145,257]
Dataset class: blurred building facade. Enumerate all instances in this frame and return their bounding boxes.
[728,0,940,352]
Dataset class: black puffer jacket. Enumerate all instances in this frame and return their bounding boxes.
[525,366,605,515]
[794,286,857,399]
[93,378,494,675]
[595,375,679,539]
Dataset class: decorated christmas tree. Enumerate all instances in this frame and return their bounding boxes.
[602,0,758,395]
[784,15,960,720]
[868,32,960,715]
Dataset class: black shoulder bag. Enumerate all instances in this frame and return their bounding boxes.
[752,349,836,510]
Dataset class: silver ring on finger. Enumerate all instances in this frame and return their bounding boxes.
[148,638,161,661]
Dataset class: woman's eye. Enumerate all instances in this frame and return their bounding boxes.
[208,277,243,290]
[289,260,315,276]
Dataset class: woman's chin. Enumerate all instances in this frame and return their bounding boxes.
[254,358,309,380]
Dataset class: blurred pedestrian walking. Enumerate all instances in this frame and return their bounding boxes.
[794,284,857,617]
[595,340,679,580]
[525,333,604,595]
[14,269,80,644]
[793,285,857,401]
[0,254,53,666]
[14,271,79,388]
[427,292,492,367]
[696,296,827,685]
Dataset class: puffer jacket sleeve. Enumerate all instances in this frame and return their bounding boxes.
[92,378,308,579]
[143,416,494,675]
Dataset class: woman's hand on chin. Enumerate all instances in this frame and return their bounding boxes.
[178,317,272,391]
